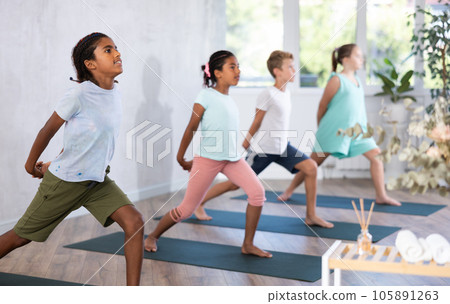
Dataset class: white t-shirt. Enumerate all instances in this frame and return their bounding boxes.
[195,88,241,161]
[48,81,122,182]
[253,86,292,155]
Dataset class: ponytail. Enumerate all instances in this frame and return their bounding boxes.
[331,43,357,72]
[201,63,211,87]
[331,49,339,72]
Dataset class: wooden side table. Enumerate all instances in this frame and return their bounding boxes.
[322,240,450,286]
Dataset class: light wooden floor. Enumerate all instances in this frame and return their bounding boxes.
[1,178,449,286]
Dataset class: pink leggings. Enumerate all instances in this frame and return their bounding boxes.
[170,156,265,222]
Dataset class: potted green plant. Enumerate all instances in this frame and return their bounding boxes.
[409,0,449,100]
[374,58,416,103]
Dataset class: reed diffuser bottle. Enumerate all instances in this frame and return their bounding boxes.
[357,229,372,255]
[352,199,375,255]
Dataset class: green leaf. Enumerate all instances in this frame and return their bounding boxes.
[397,82,414,93]
[385,86,395,97]
[400,70,414,84]
[400,95,417,101]
[397,83,412,93]
[390,69,398,80]
[384,58,394,68]
[400,87,414,94]
[374,72,395,89]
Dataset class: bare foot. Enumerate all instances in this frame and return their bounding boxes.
[241,244,272,258]
[194,205,212,221]
[144,235,158,252]
[277,191,293,202]
[305,215,334,228]
[376,196,401,206]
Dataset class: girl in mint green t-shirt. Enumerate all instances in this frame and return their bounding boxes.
[144,51,272,258]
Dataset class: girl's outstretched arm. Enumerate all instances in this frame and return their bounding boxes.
[317,75,340,126]
[24,111,65,178]
[177,103,205,171]
[242,109,266,150]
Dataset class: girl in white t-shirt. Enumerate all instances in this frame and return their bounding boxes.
[0,33,144,285]
[144,50,272,258]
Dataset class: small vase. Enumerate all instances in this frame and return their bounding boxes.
[357,229,372,255]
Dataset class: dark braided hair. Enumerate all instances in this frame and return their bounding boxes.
[201,50,235,87]
[332,43,357,72]
[71,32,108,83]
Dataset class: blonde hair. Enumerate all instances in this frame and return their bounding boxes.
[267,50,294,78]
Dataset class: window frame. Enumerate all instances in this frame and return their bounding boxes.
[232,0,428,95]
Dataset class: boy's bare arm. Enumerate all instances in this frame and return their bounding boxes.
[242,109,267,150]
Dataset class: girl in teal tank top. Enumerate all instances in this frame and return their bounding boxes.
[282,44,401,206]
[314,71,375,158]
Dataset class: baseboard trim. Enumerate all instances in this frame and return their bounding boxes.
[125,178,188,203]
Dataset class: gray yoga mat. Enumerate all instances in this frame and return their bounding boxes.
[232,192,446,216]
[0,272,86,286]
[65,232,324,282]
[156,209,400,242]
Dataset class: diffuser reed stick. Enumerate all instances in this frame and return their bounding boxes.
[365,201,375,230]
[351,200,363,228]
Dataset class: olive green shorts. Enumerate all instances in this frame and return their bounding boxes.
[14,167,133,242]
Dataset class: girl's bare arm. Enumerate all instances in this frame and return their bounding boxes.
[177,103,205,171]
[317,75,340,125]
[24,111,65,178]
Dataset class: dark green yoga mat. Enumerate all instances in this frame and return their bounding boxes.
[232,192,446,216]
[0,272,85,286]
[65,232,323,282]
[156,209,400,242]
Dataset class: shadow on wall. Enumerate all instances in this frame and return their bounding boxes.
[134,56,174,200]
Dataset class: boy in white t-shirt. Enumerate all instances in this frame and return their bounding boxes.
[195,50,333,228]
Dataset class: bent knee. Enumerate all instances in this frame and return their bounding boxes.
[169,207,192,223]
[366,147,381,158]
[371,147,381,155]
[367,148,382,163]
[229,184,240,191]
[123,213,145,233]
[302,159,318,176]
[247,184,265,207]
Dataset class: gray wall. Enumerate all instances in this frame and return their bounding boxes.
[0,0,226,231]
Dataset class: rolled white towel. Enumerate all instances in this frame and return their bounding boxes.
[417,238,432,261]
[395,230,430,263]
[426,233,450,264]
